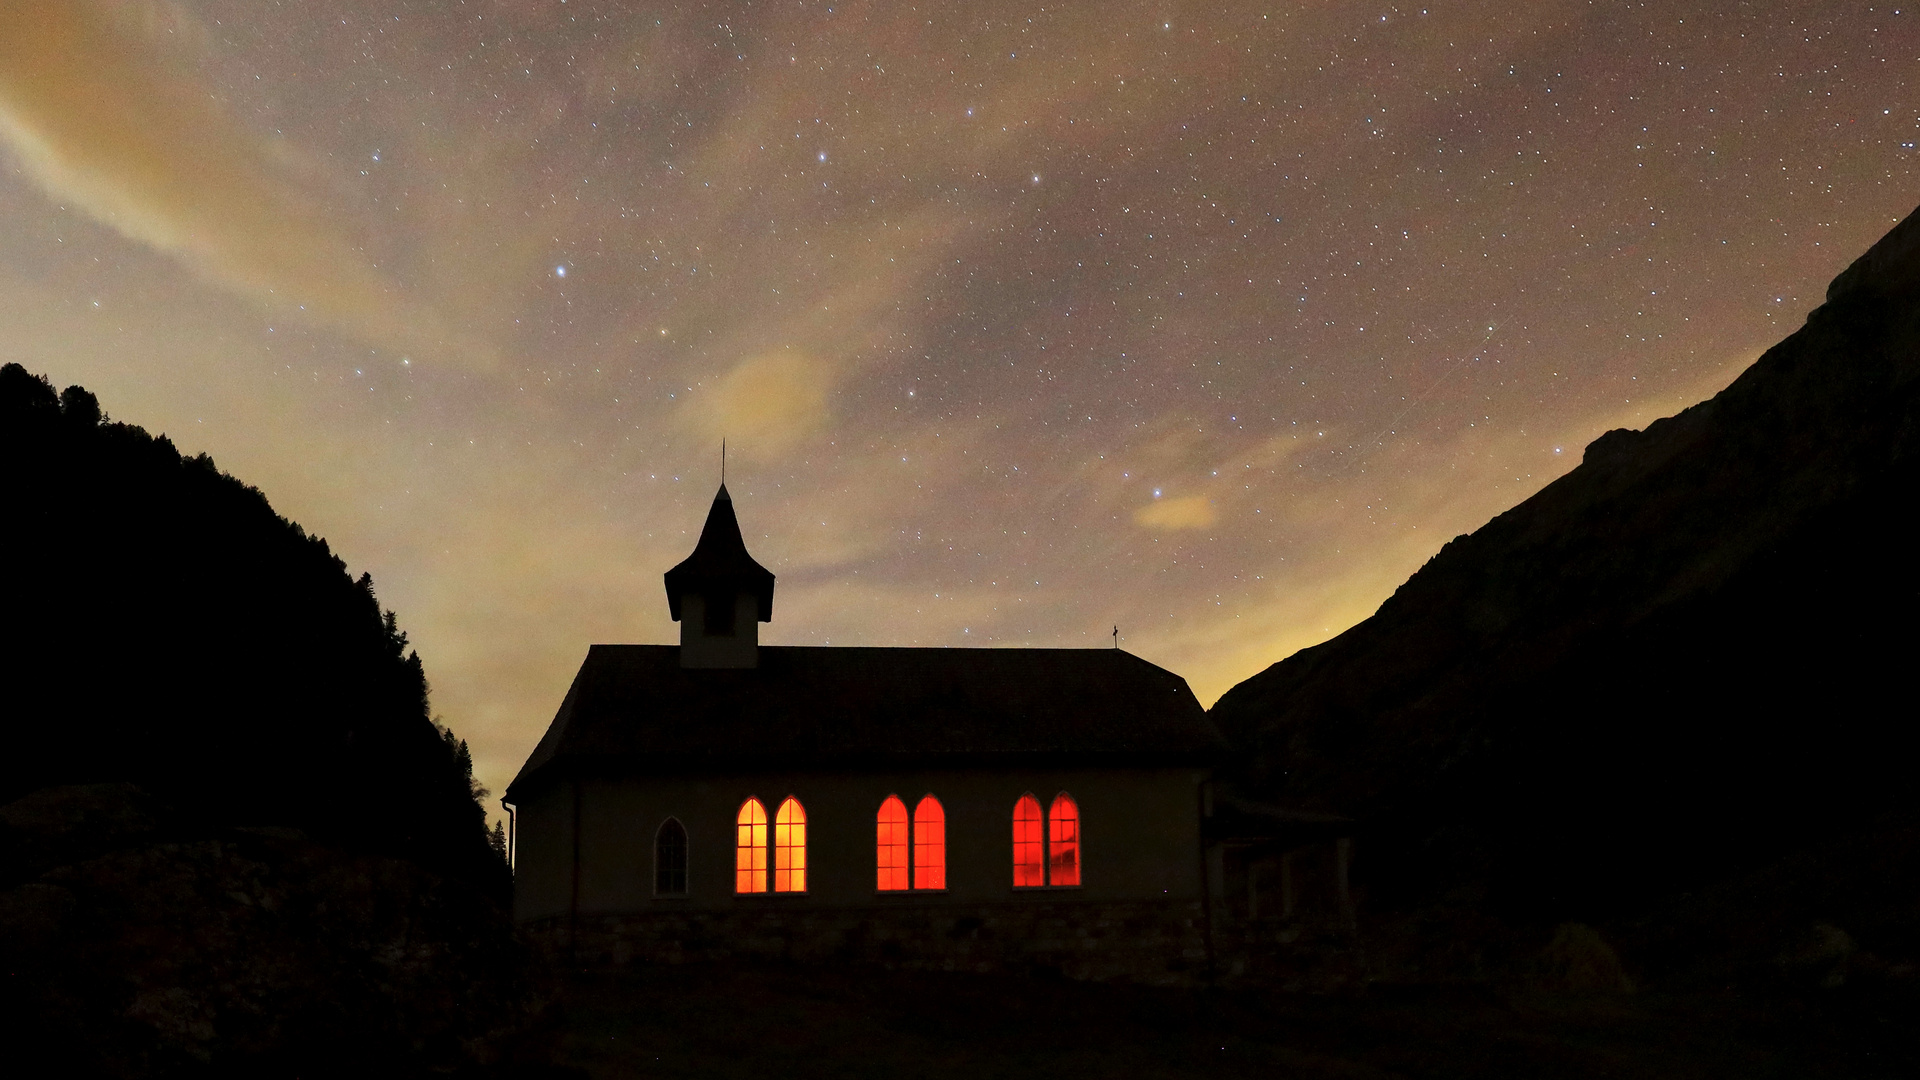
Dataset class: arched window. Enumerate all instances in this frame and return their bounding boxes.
[735,798,767,894]
[1013,794,1045,887]
[1048,793,1081,887]
[655,818,688,896]
[913,795,946,890]
[877,795,910,891]
[773,797,807,892]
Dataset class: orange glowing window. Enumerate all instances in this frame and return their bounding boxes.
[773,797,807,892]
[877,795,910,891]
[1013,794,1045,887]
[735,798,767,894]
[913,795,946,890]
[1048,793,1081,887]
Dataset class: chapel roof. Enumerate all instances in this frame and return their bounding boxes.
[662,485,776,621]
[506,645,1225,796]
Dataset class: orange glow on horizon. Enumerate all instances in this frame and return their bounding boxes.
[913,795,945,890]
[1048,793,1081,887]
[1013,793,1044,887]
[877,794,909,891]
[736,798,767,894]
[774,796,807,892]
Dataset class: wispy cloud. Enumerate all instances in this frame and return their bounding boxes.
[698,350,838,460]
[0,3,475,361]
[1134,494,1217,531]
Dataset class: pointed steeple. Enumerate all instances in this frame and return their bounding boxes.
[664,485,775,667]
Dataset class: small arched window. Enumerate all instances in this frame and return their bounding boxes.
[877,795,910,891]
[655,818,688,896]
[1048,793,1081,887]
[773,797,807,893]
[735,798,767,894]
[1013,794,1045,887]
[913,795,946,890]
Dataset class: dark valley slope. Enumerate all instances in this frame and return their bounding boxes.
[1209,208,1920,924]
[0,365,546,1076]
[0,364,492,876]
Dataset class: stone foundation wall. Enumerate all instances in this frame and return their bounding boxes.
[525,900,1369,990]
[524,899,1212,986]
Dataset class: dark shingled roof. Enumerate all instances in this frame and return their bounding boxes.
[506,645,1225,797]
[663,485,775,622]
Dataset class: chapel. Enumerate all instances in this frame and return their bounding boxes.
[503,484,1248,982]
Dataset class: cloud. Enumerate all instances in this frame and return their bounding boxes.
[1133,494,1217,531]
[698,350,836,460]
[0,3,473,361]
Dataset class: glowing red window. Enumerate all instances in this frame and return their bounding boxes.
[773,797,807,892]
[735,798,767,894]
[1013,794,1045,887]
[877,795,910,891]
[1048,792,1081,886]
[913,795,946,890]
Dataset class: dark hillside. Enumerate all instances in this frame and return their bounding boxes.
[1209,207,1920,925]
[0,365,546,1076]
[0,363,495,882]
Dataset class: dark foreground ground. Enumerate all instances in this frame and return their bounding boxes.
[544,961,1896,1080]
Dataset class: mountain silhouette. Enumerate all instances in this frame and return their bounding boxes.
[1211,208,1920,923]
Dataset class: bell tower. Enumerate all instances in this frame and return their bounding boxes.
[664,484,776,668]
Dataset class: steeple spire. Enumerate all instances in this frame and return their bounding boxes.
[664,485,775,667]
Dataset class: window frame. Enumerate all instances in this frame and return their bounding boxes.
[912,794,947,893]
[1011,789,1084,891]
[772,795,808,894]
[1046,791,1083,889]
[653,816,690,898]
[1012,792,1047,889]
[735,796,768,895]
[876,794,911,892]
[875,792,950,895]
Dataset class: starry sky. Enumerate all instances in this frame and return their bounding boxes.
[2,1,1914,813]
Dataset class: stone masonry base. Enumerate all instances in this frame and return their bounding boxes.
[524,899,1213,987]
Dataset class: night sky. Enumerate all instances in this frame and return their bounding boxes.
[2,2,1913,811]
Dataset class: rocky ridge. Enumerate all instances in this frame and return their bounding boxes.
[1209,206,1920,926]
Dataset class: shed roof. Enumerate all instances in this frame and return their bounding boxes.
[506,645,1224,797]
